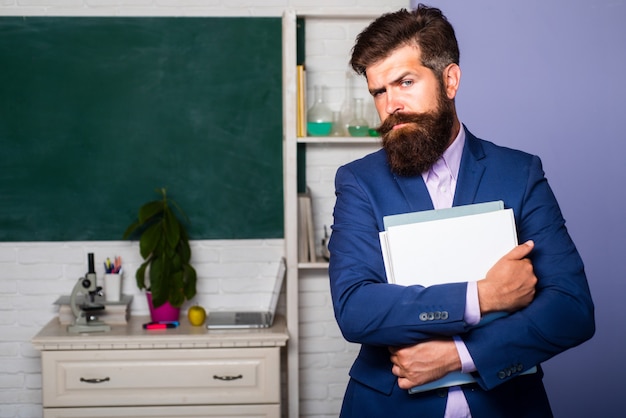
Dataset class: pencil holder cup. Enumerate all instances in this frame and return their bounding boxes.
[104,273,122,302]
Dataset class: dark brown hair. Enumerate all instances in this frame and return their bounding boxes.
[350,5,460,78]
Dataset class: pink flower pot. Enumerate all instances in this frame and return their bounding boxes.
[146,292,180,322]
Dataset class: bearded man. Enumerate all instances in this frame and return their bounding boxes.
[328,5,594,418]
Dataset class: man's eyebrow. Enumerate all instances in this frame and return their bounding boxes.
[369,86,386,96]
[368,71,413,96]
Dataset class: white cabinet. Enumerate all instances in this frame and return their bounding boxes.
[32,315,288,418]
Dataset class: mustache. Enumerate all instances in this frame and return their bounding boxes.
[377,112,434,136]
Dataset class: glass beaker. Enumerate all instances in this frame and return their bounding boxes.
[329,111,346,137]
[367,100,380,137]
[340,71,354,135]
[307,85,333,136]
[348,98,369,137]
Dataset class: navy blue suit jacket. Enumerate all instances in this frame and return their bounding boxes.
[328,127,595,417]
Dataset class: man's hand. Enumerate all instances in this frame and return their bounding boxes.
[389,339,461,389]
[477,240,537,314]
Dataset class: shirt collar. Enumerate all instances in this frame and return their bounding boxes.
[422,124,466,183]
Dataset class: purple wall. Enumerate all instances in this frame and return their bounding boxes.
[424,1,625,416]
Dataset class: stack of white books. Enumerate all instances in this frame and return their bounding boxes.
[380,201,517,287]
[378,201,536,394]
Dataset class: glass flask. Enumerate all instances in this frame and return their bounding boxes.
[348,98,369,137]
[367,100,380,137]
[329,111,346,137]
[339,71,354,135]
[307,85,333,136]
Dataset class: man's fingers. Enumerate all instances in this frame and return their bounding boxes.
[504,240,534,260]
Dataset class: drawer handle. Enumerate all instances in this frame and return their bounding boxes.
[80,377,110,384]
[213,374,243,381]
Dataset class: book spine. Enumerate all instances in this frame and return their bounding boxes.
[297,65,306,137]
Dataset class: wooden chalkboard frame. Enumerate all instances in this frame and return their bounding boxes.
[0,17,283,241]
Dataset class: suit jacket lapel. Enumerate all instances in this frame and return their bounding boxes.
[394,175,435,213]
[453,127,486,206]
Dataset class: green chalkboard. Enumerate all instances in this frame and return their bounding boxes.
[0,17,283,241]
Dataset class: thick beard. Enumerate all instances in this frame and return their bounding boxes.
[379,92,456,177]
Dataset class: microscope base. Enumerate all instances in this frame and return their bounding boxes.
[67,321,111,334]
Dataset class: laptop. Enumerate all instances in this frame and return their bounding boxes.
[206,258,286,329]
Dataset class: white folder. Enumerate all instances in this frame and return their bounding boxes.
[380,203,517,287]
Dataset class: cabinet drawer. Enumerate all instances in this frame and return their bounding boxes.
[41,347,280,408]
[43,404,280,418]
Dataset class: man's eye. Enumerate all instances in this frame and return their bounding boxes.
[401,80,413,87]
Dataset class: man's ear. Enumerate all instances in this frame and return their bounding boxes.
[443,63,461,99]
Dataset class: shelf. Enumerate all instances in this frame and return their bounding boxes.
[297,136,380,144]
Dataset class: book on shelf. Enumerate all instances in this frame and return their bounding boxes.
[298,193,308,262]
[296,64,306,137]
[298,189,316,263]
[378,201,537,394]
[55,294,133,325]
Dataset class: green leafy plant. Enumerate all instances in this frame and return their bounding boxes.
[123,188,197,308]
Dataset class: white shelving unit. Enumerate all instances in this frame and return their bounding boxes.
[282,10,381,418]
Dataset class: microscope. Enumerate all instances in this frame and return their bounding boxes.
[67,253,111,333]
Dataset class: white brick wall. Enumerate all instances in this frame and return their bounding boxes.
[0,1,407,417]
